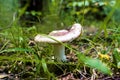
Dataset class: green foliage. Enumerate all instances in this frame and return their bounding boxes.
[77,52,112,75]
[0,0,19,27]
[0,48,32,54]
[0,0,120,79]
[113,48,120,68]
[59,0,116,23]
[41,58,48,73]
[99,0,120,37]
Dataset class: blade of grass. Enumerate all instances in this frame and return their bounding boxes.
[0,48,33,54]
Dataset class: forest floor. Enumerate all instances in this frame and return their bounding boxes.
[0,22,120,80]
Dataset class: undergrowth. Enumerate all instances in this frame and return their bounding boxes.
[0,0,120,79]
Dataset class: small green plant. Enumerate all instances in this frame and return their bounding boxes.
[77,52,112,75]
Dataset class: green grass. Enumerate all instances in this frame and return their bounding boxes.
[0,0,120,79]
[0,19,120,79]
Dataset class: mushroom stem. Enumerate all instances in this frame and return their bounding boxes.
[53,44,66,61]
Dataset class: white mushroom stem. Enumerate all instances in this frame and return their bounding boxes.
[53,44,66,61]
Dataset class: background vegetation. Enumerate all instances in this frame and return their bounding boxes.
[0,0,120,79]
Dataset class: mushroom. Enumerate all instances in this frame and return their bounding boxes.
[34,23,82,61]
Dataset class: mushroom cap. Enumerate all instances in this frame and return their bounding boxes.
[34,23,82,43]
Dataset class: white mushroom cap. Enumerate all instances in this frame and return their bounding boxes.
[34,23,82,43]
